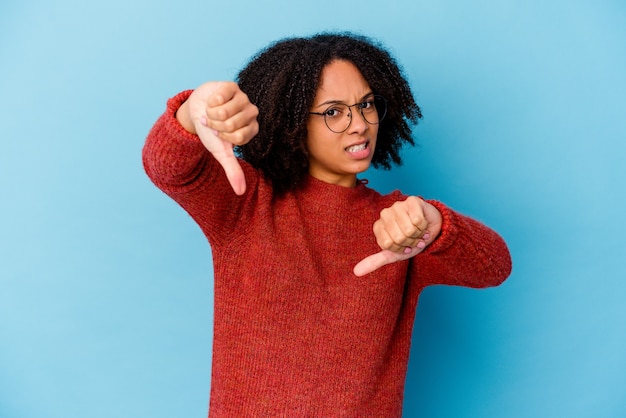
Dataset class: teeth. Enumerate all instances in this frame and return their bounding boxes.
[346,143,367,152]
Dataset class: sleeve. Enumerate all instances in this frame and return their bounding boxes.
[142,90,213,195]
[411,200,513,288]
[142,91,261,246]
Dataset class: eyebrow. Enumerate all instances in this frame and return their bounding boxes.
[313,92,375,109]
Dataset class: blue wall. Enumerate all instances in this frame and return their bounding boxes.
[1,1,624,417]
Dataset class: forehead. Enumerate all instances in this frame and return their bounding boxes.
[314,60,371,103]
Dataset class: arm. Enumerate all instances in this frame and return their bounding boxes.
[174,81,259,195]
[353,196,441,277]
[415,200,512,288]
[142,83,260,243]
[142,90,213,195]
[143,82,258,193]
[353,197,511,288]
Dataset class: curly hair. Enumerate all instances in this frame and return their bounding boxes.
[236,32,422,194]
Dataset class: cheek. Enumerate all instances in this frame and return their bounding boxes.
[306,119,323,138]
[370,127,380,149]
[305,120,318,143]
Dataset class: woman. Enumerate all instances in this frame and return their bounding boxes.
[143,32,512,417]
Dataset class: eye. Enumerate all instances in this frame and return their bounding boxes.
[324,107,345,118]
[359,98,376,112]
[359,100,376,111]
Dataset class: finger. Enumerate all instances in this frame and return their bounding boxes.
[211,146,247,195]
[377,208,407,248]
[206,86,253,122]
[206,82,239,108]
[206,107,259,142]
[393,198,426,239]
[374,224,408,253]
[196,123,247,195]
[205,97,242,123]
[353,246,423,277]
[408,223,424,239]
[405,196,429,234]
[353,251,393,277]
[374,215,418,251]
[217,123,259,146]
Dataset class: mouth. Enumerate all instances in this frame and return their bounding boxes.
[345,141,369,153]
[344,140,372,160]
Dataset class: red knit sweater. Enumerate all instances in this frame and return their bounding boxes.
[143,91,512,417]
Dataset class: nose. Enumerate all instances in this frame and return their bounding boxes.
[347,106,368,134]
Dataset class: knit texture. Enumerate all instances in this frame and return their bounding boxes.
[142,91,512,417]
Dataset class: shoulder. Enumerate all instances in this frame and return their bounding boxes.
[358,180,407,206]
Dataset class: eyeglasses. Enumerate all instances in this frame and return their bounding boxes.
[309,95,387,133]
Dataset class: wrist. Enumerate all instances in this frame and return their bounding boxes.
[175,99,197,135]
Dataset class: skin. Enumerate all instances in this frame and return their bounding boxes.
[306,60,379,188]
[175,63,443,276]
[176,81,259,196]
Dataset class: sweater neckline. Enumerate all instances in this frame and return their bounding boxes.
[294,175,373,212]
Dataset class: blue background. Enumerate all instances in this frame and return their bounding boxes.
[1,0,625,417]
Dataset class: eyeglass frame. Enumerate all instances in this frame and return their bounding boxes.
[308,94,387,133]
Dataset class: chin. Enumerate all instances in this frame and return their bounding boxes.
[353,162,373,174]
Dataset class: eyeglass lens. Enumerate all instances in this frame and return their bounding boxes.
[324,95,386,133]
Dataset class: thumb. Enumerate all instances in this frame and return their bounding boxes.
[211,145,247,196]
[196,118,247,195]
[353,247,422,277]
[353,251,390,277]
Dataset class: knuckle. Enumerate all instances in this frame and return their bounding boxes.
[379,237,394,249]
[223,119,236,132]
[407,195,421,205]
[410,213,424,227]
[231,131,245,145]
[391,231,406,244]
[216,109,228,121]
[202,117,215,129]
[372,220,384,236]
[379,207,393,220]
[402,224,417,236]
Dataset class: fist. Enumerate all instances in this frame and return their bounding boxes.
[374,196,442,253]
[353,196,442,277]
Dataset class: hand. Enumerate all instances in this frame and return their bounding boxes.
[177,82,259,195]
[353,196,443,277]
